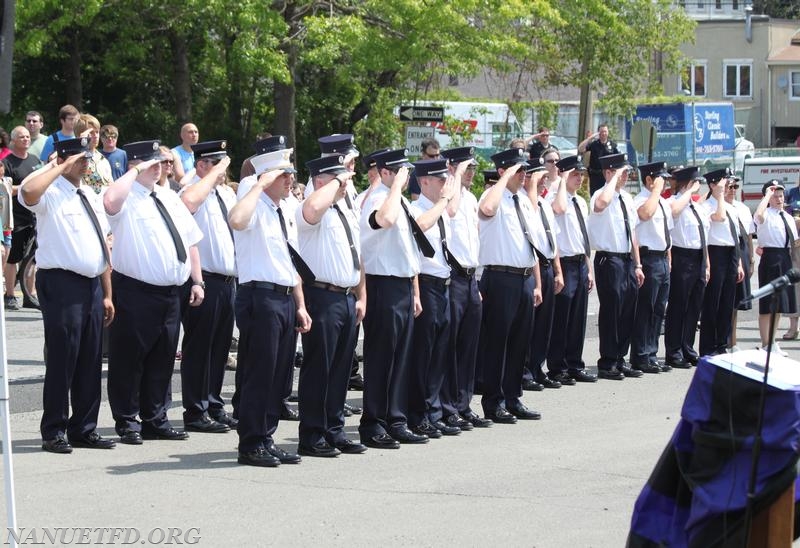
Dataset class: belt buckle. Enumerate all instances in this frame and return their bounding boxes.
[344,287,352,295]
[523,267,532,276]
[283,284,292,295]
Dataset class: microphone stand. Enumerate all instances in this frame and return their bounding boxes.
[741,288,782,543]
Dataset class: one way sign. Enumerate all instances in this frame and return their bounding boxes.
[399,105,445,122]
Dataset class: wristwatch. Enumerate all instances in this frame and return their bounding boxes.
[192,280,206,289]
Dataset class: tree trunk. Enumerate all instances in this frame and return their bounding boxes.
[169,30,192,123]
[273,43,297,147]
[578,58,593,144]
[224,32,243,146]
[64,31,83,108]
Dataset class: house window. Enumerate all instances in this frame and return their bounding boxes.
[791,71,800,100]
[682,61,706,96]
[723,60,752,98]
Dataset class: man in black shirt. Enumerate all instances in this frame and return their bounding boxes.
[3,126,42,310]
[578,124,619,195]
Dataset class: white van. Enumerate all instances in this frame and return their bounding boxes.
[741,156,800,210]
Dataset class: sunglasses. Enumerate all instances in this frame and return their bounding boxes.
[161,159,174,165]
[727,184,740,189]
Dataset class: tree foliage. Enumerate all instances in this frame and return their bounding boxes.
[5,0,694,177]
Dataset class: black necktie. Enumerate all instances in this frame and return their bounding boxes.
[689,203,707,274]
[658,200,671,250]
[538,200,555,255]
[344,191,355,212]
[77,188,111,267]
[618,194,632,253]
[151,192,187,263]
[332,204,360,272]
[215,189,234,244]
[276,206,316,284]
[573,196,590,256]
[437,215,467,276]
[725,211,741,262]
[780,211,794,248]
[400,200,435,258]
[512,194,538,258]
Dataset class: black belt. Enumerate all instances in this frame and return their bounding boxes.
[202,270,236,284]
[112,271,180,295]
[535,251,553,268]
[308,281,352,294]
[707,244,737,250]
[240,281,294,295]
[485,265,533,276]
[418,273,451,287]
[452,266,477,278]
[560,254,585,263]
[366,274,414,281]
[639,248,669,258]
[596,251,631,260]
[671,246,703,255]
[761,247,790,252]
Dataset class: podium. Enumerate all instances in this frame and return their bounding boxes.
[627,352,800,547]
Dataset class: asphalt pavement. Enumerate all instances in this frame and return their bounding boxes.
[0,287,791,546]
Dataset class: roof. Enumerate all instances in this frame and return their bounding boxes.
[768,29,800,64]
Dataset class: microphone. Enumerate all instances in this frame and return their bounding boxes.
[745,268,800,303]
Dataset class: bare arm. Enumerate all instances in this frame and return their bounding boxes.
[551,171,569,215]
[228,171,281,230]
[103,158,161,216]
[180,157,231,214]
[415,177,456,231]
[593,168,625,213]
[670,181,701,217]
[753,188,773,225]
[479,163,522,218]
[20,153,83,206]
[637,177,665,221]
[302,173,354,226]
[172,150,186,182]
[374,167,408,228]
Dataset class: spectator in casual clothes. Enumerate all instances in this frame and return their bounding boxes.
[99,125,128,180]
[73,115,113,195]
[0,128,12,161]
[171,123,199,183]
[157,146,181,192]
[25,111,48,160]
[39,104,80,162]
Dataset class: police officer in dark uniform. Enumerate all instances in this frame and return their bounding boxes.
[663,167,708,369]
[578,124,619,195]
[178,140,238,433]
[587,153,644,380]
[699,168,744,357]
[229,148,312,467]
[630,162,673,373]
[20,138,115,453]
[104,140,205,444]
[295,154,366,457]
[477,148,543,423]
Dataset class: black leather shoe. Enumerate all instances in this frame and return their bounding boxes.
[550,372,576,386]
[343,406,352,417]
[665,358,691,369]
[660,363,673,372]
[69,431,116,449]
[444,414,473,431]
[522,378,544,391]
[539,376,562,389]
[141,427,189,441]
[210,411,238,428]
[632,363,661,374]
[361,433,400,449]
[598,368,624,380]
[119,429,143,445]
[281,407,300,421]
[238,448,280,467]
[461,411,493,428]
[485,408,517,424]
[266,443,301,464]
[42,436,72,454]
[184,416,230,433]
[344,402,362,415]
[348,374,364,391]
[568,370,597,383]
[297,441,340,458]
[621,364,644,378]
[390,427,429,444]
[332,439,368,454]
[432,419,461,435]
[507,403,541,420]
[412,421,442,439]
[686,355,699,367]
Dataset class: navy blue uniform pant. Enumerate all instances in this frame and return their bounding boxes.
[547,257,589,375]
[235,285,296,452]
[408,279,450,427]
[594,253,638,371]
[108,271,181,434]
[630,252,670,366]
[477,269,535,414]
[664,247,706,363]
[37,268,104,441]
[440,272,482,418]
[524,261,555,384]
[180,274,235,422]
[359,275,414,439]
[299,286,357,447]
[699,246,738,356]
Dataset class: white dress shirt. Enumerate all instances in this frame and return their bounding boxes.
[702,196,738,247]
[633,187,673,251]
[359,183,420,277]
[755,207,799,248]
[547,191,589,257]
[21,177,109,278]
[107,182,202,286]
[448,188,480,268]
[180,179,237,276]
[410,194,451,278]
[668,195,710,250]
[587,189,638,253]
[478,188,537,268]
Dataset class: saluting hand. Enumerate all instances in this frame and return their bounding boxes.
[690,180,702,194]
[652,176,665,194]
[256,169,282,189]
[440,176,456,202]
[393,166,409,189]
